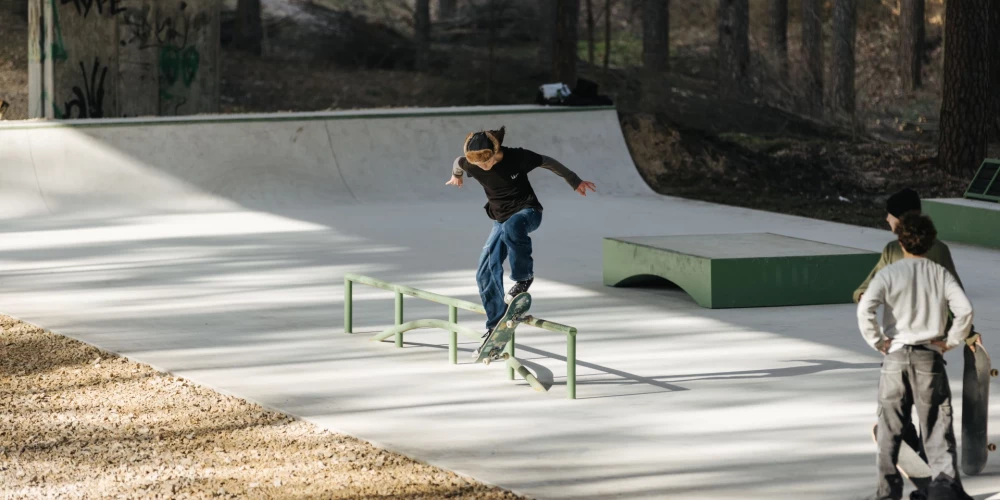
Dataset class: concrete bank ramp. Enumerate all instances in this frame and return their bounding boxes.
[0,105,651,218]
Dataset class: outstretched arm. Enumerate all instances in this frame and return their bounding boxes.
[539,156,596,195]
[446,157,465,187]
[538,156,581,188]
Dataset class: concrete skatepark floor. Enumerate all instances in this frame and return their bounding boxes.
[0,107,997,499]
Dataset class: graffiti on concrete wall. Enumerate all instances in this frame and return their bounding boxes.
[119,5,154,49]
[156,2,210,114]
[60,0,125,18]
[60,57,109,118]
[38,0,215,118]
[50,0,69,61]
[51,0,121,118]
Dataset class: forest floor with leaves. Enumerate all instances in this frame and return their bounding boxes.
[0,315,527,500]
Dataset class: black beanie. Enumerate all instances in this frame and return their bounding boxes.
[464,127,505,164]
[886,188,921,218]
[466,133,494,152]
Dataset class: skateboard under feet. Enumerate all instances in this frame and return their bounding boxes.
[474,292,531,365]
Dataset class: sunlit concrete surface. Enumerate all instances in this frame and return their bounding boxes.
[1,106,997,499]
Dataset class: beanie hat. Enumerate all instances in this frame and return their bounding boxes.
[886,188,921,218]
[464,126,505,164]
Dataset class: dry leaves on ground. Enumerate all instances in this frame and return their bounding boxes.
[0,315,526,500]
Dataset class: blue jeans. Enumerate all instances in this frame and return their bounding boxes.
[476,208,542,330]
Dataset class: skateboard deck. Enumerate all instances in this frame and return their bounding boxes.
[872,424,932,490]
[961,334,997,476]
[474,292,531,365]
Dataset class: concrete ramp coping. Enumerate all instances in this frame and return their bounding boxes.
[0,105,617,129]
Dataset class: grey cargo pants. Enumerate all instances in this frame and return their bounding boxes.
[875,346,962,500]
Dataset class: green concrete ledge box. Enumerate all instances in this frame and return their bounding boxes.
[923,199,1000,249]
[603,233,880,309]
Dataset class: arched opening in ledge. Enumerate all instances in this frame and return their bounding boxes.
[614,274,681,290]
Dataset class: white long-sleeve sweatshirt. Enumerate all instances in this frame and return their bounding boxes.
[857,257,973,354]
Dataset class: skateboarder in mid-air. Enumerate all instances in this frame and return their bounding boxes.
[445,127,596,355]
[857,213,974,500]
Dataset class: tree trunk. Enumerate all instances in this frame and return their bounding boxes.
[415,0,431,71]
[15,0,28,20]
[643,0,670,72]
[552,0,580,84]
[767,0,788,79]
[587,0,595,65]
[0,0,27,20]
[899,0,924,91]
[603,0,610,71]
[800,0,823,114]
[485,0,510,104]
[487,5,495,104]
[938,0,989,175]
[990,0,1000,138]
[234,0,264,55]
[439,0,457,20]
[718,0,749,97]
[538,0,556,68]
[829,0,856,116]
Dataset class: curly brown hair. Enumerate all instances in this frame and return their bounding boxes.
[897,213,938,256]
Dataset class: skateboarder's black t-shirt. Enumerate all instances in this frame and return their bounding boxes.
[461,147,546,223]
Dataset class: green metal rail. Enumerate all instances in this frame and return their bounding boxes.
[343,273,577,399]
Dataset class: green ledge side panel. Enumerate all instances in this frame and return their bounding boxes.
[604,234,879,309]
[709,254,878,308]
[603,237,714,307]
[923,199,1000,249]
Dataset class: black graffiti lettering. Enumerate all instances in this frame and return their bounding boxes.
[61,0,126,18]
[171,96,188,115]
[156,13,190,48]
[64,58,108,119]
[120,8,154,48]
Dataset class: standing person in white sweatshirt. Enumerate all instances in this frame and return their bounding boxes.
[858,213,974,500]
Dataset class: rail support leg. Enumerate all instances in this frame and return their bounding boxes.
[505,355,545,392]
[506,332,515,380]
[344,279,353,333]
[567,333,576,399]
[449,306,458,364]
[395,292,404,347]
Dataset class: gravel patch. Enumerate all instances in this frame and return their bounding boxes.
[0,315,527,499]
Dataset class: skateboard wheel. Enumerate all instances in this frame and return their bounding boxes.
[506,320,513,328]
[991,368,998,377]
[989,443,997,452]
[502,353,510,360]
[483,357,491,366]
